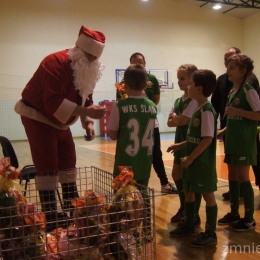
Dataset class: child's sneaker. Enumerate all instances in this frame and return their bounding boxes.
[181,215,201,226]
[232,218,256,232]
[170,208,185,223]
[218,212,240,225]
[191,232,217,247]
[169,223,195,237]
[161,183,178,194]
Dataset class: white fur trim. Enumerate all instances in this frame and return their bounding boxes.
[35,175,59,190]
[53,99,78,124]
[14,99,69,130]
[76,34,105,58]
[58,168,77,183]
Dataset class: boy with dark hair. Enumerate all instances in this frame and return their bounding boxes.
[168,69,218,247]
[116,52,177,194]
[109,63,157,186]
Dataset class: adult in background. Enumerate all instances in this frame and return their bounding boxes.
[116,52,178,194]
[14,25,107,230]
[211,47,260,200]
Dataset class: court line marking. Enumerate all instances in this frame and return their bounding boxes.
[79,145,259,190]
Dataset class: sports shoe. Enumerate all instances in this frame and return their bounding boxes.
[169,223,195,237]
[222,191,243,201]
[232,218,256,232]
[218,212,240,225]
[181,215,201,226]
[161,183,178,194]
[191,232,217,247]
[171,208,185,223]
[222,191,230,200]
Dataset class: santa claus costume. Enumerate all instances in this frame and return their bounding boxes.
[14,25,106,230]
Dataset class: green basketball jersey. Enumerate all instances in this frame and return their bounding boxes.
[113,97,157,181]
[183,102,217,186]
[225,84,258,157]
[174,96,193,160]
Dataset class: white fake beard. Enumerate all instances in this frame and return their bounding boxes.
[68,46,104,99]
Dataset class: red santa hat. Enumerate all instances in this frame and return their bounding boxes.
[75,25,105,58]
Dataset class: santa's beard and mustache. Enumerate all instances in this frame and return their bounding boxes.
[68,46,104,99]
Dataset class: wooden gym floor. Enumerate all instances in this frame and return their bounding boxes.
[5,133,260,260]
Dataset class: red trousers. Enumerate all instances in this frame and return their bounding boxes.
[21,116,76,176]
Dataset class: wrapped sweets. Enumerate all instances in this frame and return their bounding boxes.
[110,166,144,232]
[52,225,98,259]
[0,158,47,259]
[108,167,144,260]
[0,157,23,193]
[71,190,109,248]
[0,157,45,233]
[115,83,128,99]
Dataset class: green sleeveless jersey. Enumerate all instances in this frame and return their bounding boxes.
[174,96,193,160]
[225,84,257,157]
[113,97,157,181]
[183,102,217,185]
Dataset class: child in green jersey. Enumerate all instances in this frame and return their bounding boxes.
[167,64,202,225]
[217,54,260,232]
[116,52,177,194]
[108,63,157,186]
[168,70,218,248]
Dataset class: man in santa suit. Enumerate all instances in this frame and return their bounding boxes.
[14,25,106,229]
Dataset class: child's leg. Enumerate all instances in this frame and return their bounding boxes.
[238,165,254,222]
[172,163,184,208]
[169,190,196,237]
[171,163,185,222]
[231,165,256,231]
[203,192,218,235]
[195,192,202,219]
[190,192,217,247]
[228,164,240,216]
[171,162,201,224]
[218,164,241,225]
[184,191,196,227]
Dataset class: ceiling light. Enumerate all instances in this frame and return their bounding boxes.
[212,4,222,10]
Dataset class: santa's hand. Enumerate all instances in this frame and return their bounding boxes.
[86,105,107,119]
[84,127,95,141]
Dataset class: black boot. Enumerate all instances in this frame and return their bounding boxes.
[39,190,69,232]
[61,182,79,217]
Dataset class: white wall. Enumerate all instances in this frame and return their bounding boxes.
[243,12,260,78]
[0,0,245,140]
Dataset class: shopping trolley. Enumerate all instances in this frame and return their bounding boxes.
[0,166,156,259]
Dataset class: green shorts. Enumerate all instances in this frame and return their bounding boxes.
[224,154,256,166]
[183,180,217,193]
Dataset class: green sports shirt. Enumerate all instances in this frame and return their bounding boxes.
[225,84,258,157]
[173,96,194,160]
[183,102,217,186]
[112,97,157,181]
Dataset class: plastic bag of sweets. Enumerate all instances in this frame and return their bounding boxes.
[110,166,144,232]
[108,167,144,260]
[71,190,110,247]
